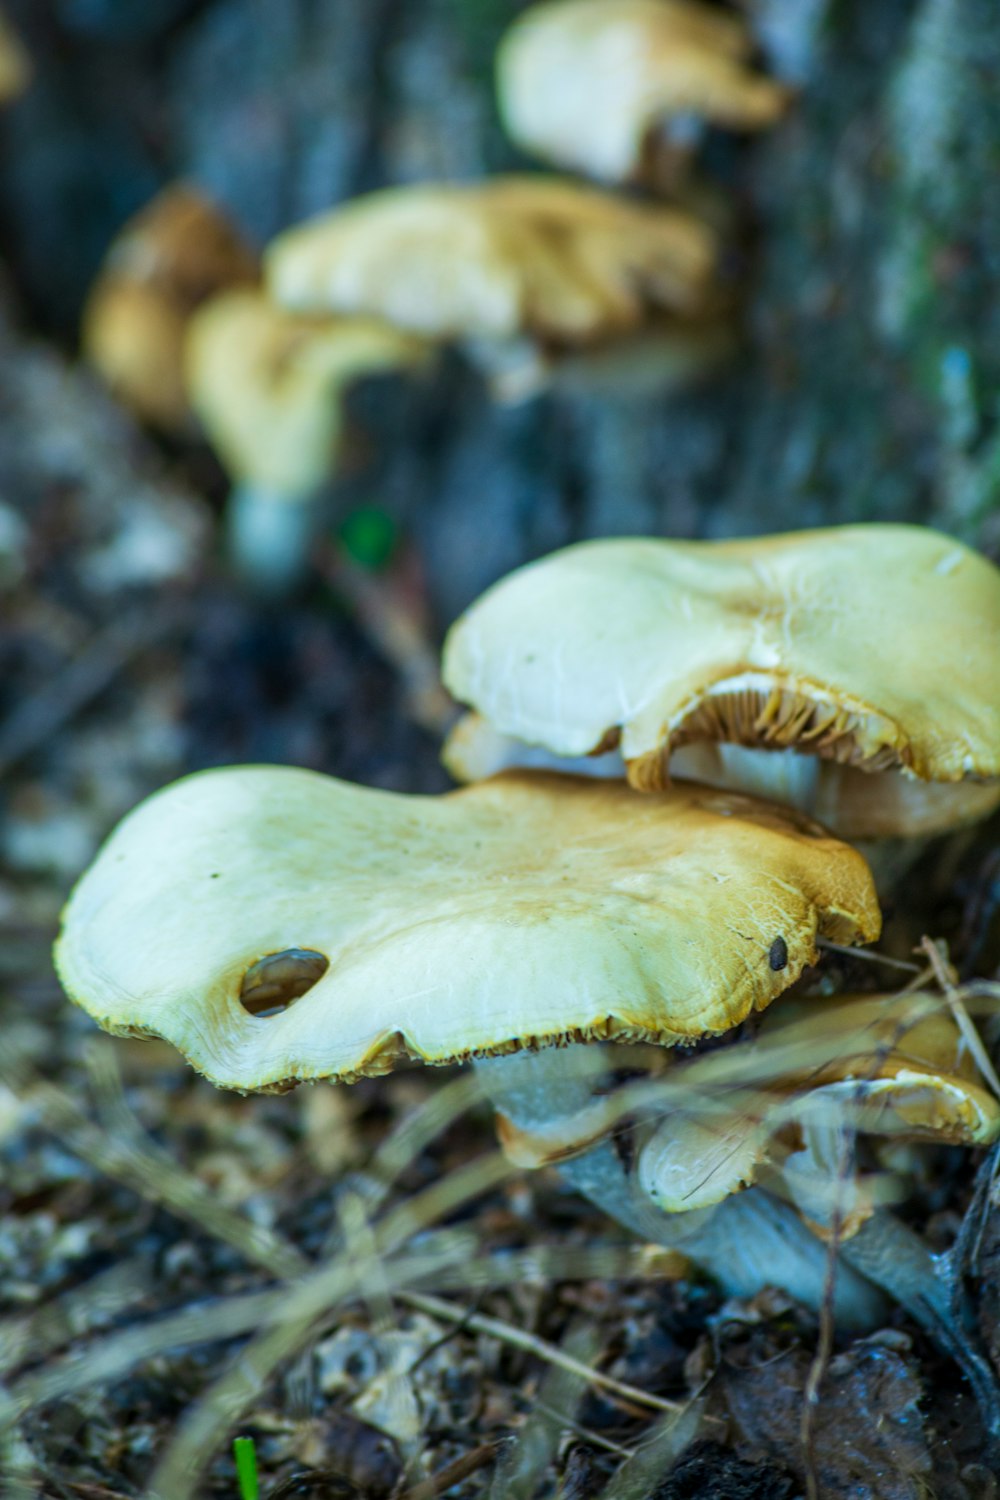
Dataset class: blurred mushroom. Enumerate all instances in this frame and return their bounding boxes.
[54,763,888,1319]
[497,0,789,186]
[0,10,31,104]
[82,185,258,433]
[184,288,428,592]
[442,526,1000,862]
[265,176,724,401]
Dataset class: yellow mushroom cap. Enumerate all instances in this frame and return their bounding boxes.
[265,176,718,345]
[82,185,259,432]
[498,0,789,182]
[55,767,879,1093]
[442,526,1000,835]
[184,288,427,496]
[638,992,1000,1220]
[757,991,1000,1144]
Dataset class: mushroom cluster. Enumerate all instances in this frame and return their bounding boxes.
[440,521,1000,1334]
[81,184,430,592]
[53,0,1000,1370]
[56,759,885,1325]
[442,525,1000,864]
[54,522,1000,1344]
[78,0,787,595]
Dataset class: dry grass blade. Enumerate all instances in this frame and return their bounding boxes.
[0,1236,680,1434]
[920,936,1000,1101]
[432,1243,688,1294]
[399,1441,501,1500]
[489,1322,601,1500]
[0,599,188,781]
[594,1397,707,1500]
[0,1423,38,1500]
[815,939,922,973]
[0,1242,680,1434]
[1,1054,307,1279]
[2,1041,489,1301]
[533,1399,637,1458]
[145,1153,513,1498]
[503,985,957,1155]
[321,544,457,737]
[356,1072,486,1219]
[1,1284,283,1425]
[0,1254,153,1377]
[143,1245,471,1498]
[400,1291,681,1415]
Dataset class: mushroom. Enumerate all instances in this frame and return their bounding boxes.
[55,763,886,1321]
[264,176,723,401]
[639,991,1000,1222]
[184,288,428,593]
[497,0,789,186]
[484,989,1000,1345]
[442,526,1000,860]
[632,990,1000,1349]
[82,185,258,433]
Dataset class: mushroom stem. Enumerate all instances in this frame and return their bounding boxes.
[839,1211,1000,1433]
[226,483,323,595]
[837,1210,948,1328]
[475,1047,886,1328]
[672,742,823,816]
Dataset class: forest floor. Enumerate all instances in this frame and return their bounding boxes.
[2,293,1000,1500]
[3,1,1000,1491]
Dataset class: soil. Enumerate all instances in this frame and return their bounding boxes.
[2,3,1000,1497]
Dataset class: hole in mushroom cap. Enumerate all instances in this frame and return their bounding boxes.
[239,949,329,1017]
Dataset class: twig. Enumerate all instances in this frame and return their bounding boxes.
[397,1292,681,1415]
[399,1441,502,1500]
[532,1400,637,1458]
[262,1472,359,1499]
[815,939,922,974]
[919,936,1000,1101]
[320,544,456,737]
[799,1124,852,1500]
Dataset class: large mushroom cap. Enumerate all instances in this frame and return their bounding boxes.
[265,176,718,345]
[185,288,427,495]
[55,767,878,1092]
[498,0,788,183]
[443,526,1000,837]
